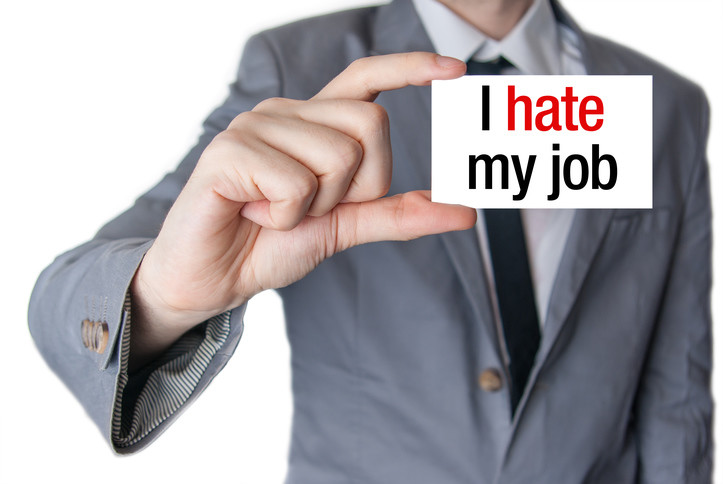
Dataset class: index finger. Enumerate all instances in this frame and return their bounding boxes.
[313,52,466,101]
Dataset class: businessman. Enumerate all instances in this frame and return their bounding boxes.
[29,0,712,482]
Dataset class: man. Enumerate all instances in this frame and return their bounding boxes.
[29,0,712,482]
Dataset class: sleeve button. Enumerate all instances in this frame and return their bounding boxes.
[81,319,109,353]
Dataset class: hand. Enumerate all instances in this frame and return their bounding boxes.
[129,52,475,366]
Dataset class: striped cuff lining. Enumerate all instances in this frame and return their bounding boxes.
[111,294,231,448]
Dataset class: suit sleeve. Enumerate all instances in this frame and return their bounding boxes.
[633,88,713,483]
[28,32,283,454]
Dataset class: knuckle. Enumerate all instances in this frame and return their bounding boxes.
[348,58,373,92]
[201,131,240,164]
[291,170,318,200]
[228,110,262,130]
[211,129,239,147]
[371,176,391,199]
[403,51,432,69]
[360,103,390,137]
[208,128,251,156]
[403,51,423,63]
[348,57,370,73]
[253,96,287,113]
[367,102,389,124]
[347,172,389,202]
[358,153,392,200]
[394,196,411,236]
[358,175,390,200]
[334,138,363,170]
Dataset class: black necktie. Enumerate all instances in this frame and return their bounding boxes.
[468,57,541,415]
[484,209,541,415]
[466,57,513,75]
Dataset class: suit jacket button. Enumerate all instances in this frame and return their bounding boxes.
[478,368,503,392]
[91,321,109,354]
[81,320,109,353]
[81,319,92,349]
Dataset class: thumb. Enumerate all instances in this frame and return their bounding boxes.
[332,190,477,251]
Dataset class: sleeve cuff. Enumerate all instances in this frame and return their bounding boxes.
[111,293,232,449]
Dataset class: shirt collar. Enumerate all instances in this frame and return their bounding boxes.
[412,0,563,75]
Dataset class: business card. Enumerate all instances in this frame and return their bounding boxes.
[431,75,652,208]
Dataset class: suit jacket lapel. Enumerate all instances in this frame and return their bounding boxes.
[514,1,631,420]
[535,0,631,358]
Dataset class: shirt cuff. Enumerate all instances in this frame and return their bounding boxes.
[111,293,232,449]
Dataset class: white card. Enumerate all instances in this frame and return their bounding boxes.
[431,75,652,208]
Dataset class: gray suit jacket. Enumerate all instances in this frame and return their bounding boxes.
[29,0,712,482]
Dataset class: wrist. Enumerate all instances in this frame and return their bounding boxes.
[128,261,210,369]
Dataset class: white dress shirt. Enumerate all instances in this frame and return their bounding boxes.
[412,0,586,331]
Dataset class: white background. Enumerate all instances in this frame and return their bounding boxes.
[0,1,720,482]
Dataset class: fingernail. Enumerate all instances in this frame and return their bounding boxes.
[436,55,463,68]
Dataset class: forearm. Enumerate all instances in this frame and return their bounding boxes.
[27,31,282,453]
